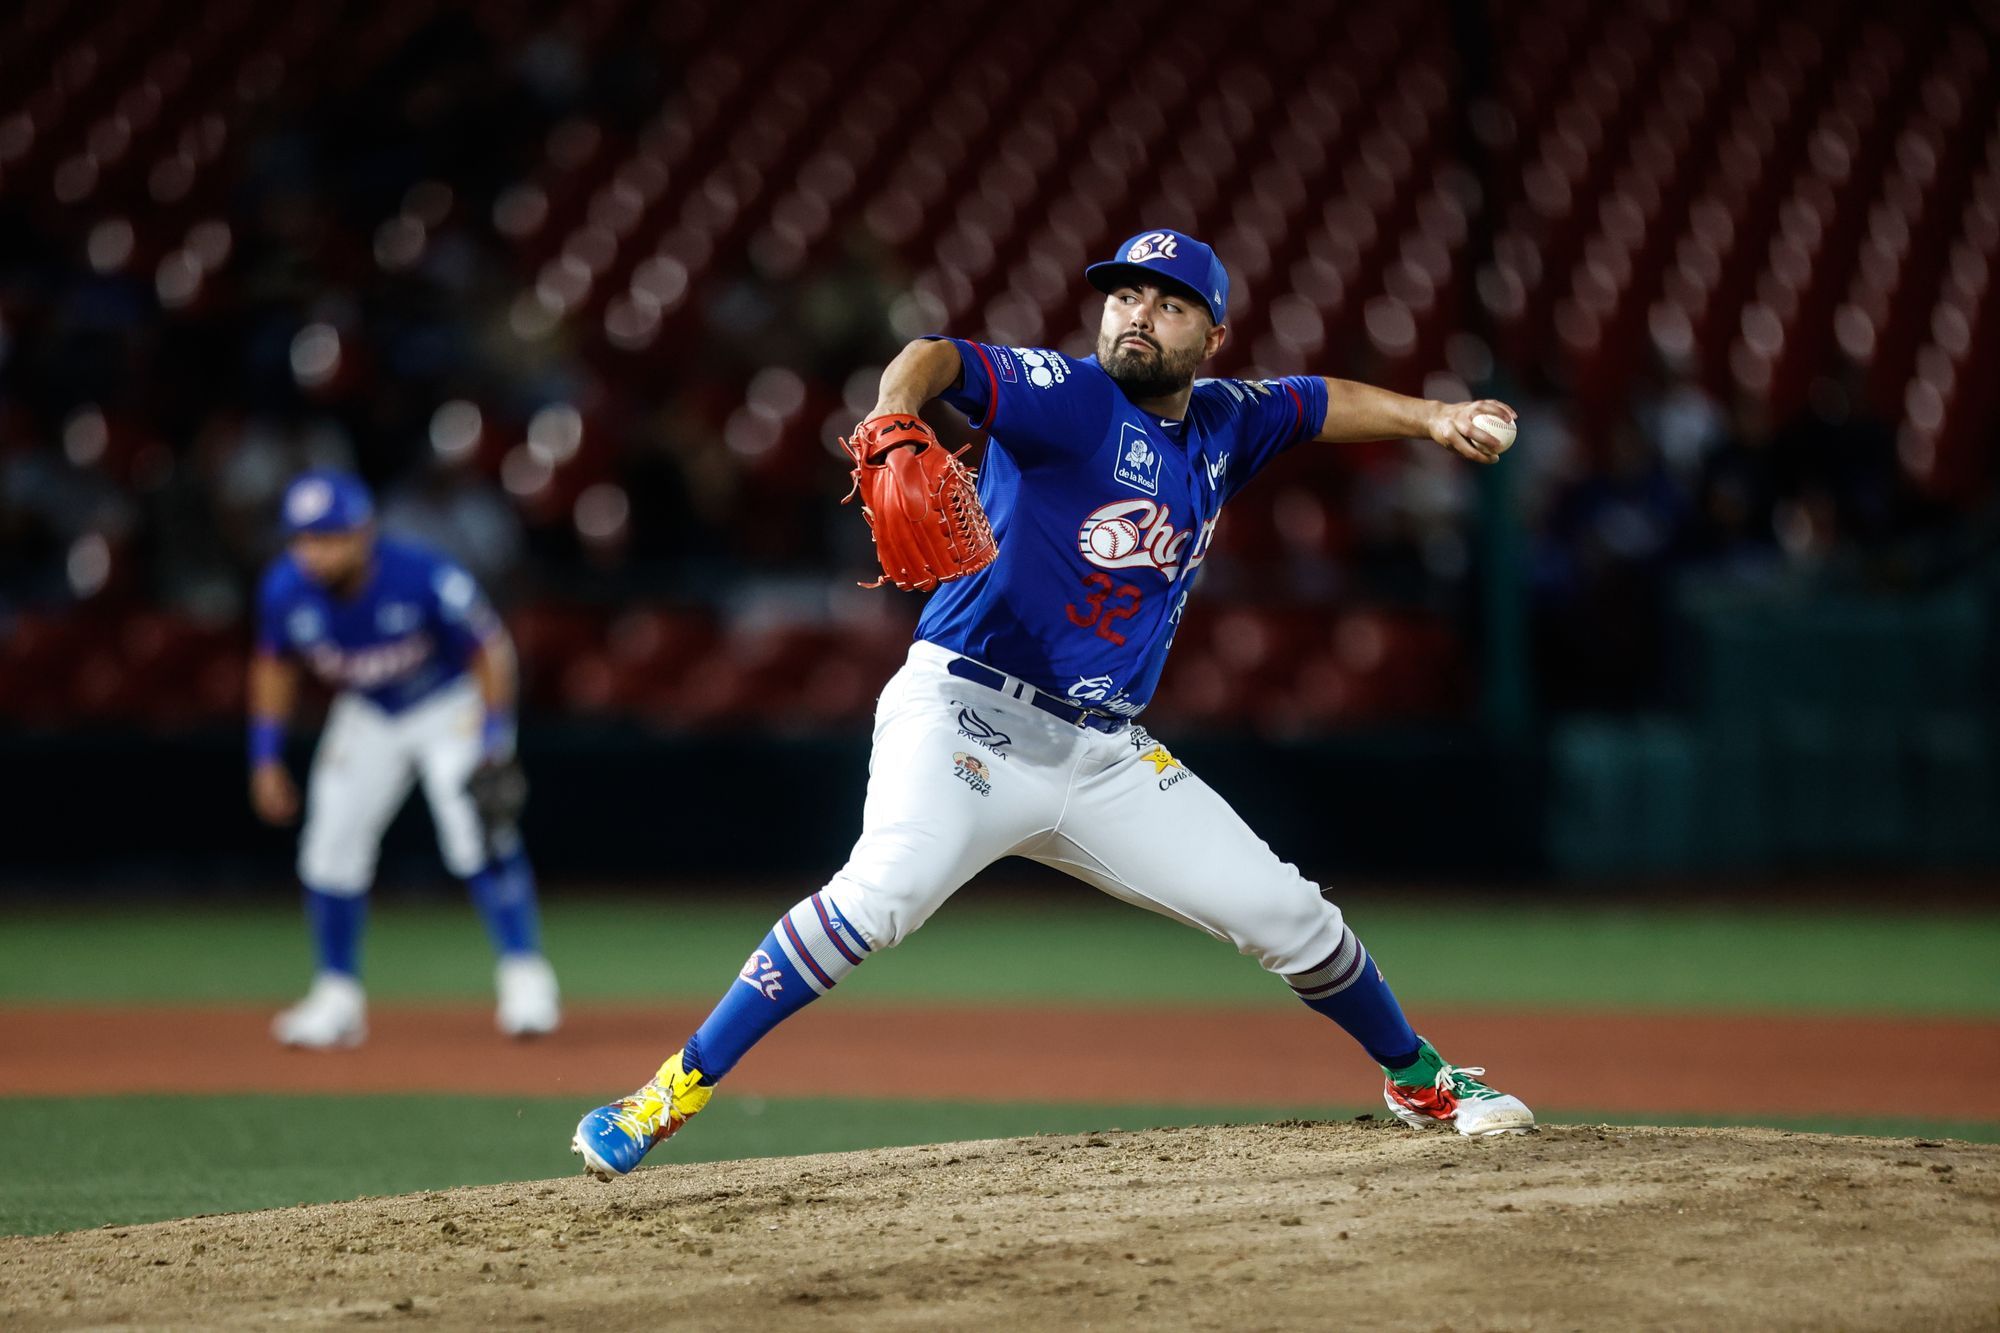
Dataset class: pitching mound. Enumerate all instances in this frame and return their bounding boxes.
[5,1122,1997,1330]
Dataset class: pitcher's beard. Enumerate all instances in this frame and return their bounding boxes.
[1099,337,1200,400]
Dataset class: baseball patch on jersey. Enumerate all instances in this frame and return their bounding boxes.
[951,751,992,795]
[991,346,1018,383]
[1078,498,1193,578]
[1113,422,1163,496]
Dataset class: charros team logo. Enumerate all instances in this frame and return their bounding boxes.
[951,751,992,795]
[1078,498,1198,577]
[738,948,784,999]
[1125,232,1179,263]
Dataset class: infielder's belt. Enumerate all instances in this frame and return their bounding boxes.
[944,656,1128,733]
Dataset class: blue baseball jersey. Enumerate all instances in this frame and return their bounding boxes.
[918,338,1328,718]
[256,537,500,713]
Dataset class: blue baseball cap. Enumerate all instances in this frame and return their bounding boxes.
[282,469,374,534]
[1085,229,1229,326]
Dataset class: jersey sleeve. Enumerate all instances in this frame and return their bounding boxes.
[924,336,1110,462]
[1210,374,1329,501]
[253,564,292,655]
[427,562,502,666]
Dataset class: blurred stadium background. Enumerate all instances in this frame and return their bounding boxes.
[3,0,1999,1237]
[5,0,2000,878]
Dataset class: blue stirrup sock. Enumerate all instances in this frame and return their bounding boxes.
[466,850,542,957]
[1286,925,1423,1071]
[303,885,367,978]
[682,891,870,1082]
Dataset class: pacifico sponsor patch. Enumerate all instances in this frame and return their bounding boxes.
[952,703,1013,758]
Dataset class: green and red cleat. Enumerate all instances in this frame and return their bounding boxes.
[1382,1039,1535,1137]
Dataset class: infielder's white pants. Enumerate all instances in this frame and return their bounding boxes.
[826,642,1345,975]
[299,679,487,895]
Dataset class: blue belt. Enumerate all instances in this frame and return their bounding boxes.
[944,656,1129,733]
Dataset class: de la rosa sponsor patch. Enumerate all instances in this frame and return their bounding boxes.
[1113,421,1163,496]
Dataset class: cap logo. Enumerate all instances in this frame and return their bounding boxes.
[286,478,333,526]
[1125,232,1179,263]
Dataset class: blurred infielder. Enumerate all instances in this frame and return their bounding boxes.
[574,228,1529,1177]
[249,470,558,1047]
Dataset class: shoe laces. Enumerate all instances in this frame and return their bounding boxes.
[1436,1063,1500,1099]
[602,1082,670,1142]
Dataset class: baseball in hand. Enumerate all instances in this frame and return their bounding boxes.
[1472,413,1517,453]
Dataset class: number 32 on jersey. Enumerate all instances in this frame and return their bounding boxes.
[1066,573,1143,645]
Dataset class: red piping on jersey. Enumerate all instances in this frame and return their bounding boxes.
[969,341,1002,431]
[1284,381,1308,442]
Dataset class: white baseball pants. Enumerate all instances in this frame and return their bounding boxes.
[298,678,487,894]
[826,642,1345,974]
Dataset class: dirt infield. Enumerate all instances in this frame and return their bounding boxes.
[4,1123,1997,1330]
[6,1002,2000,1118]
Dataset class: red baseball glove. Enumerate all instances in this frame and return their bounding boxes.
[839,414,997,591]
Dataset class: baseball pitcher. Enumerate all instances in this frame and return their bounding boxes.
[574,229,1528,1176]
[250,470,558,1047]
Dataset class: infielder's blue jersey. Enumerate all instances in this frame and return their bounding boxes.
[256,538,500,713]
[919,338,1328,718]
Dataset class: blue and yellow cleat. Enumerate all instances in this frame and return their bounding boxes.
[570,1049,715,1180]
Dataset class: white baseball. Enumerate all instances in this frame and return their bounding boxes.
[1088,518,1141,561]
[1472,412,1517,452]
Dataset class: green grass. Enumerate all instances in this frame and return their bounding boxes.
[0,1093,1333,1237]
[4,1093,1994,1238]
[5,894,2000,1015]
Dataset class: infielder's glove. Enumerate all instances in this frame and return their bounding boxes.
[466,756,528,851]
[840,414,997,591]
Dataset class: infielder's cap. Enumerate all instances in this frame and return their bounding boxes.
[282,469,374,534]
[1085,228,1229,326]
